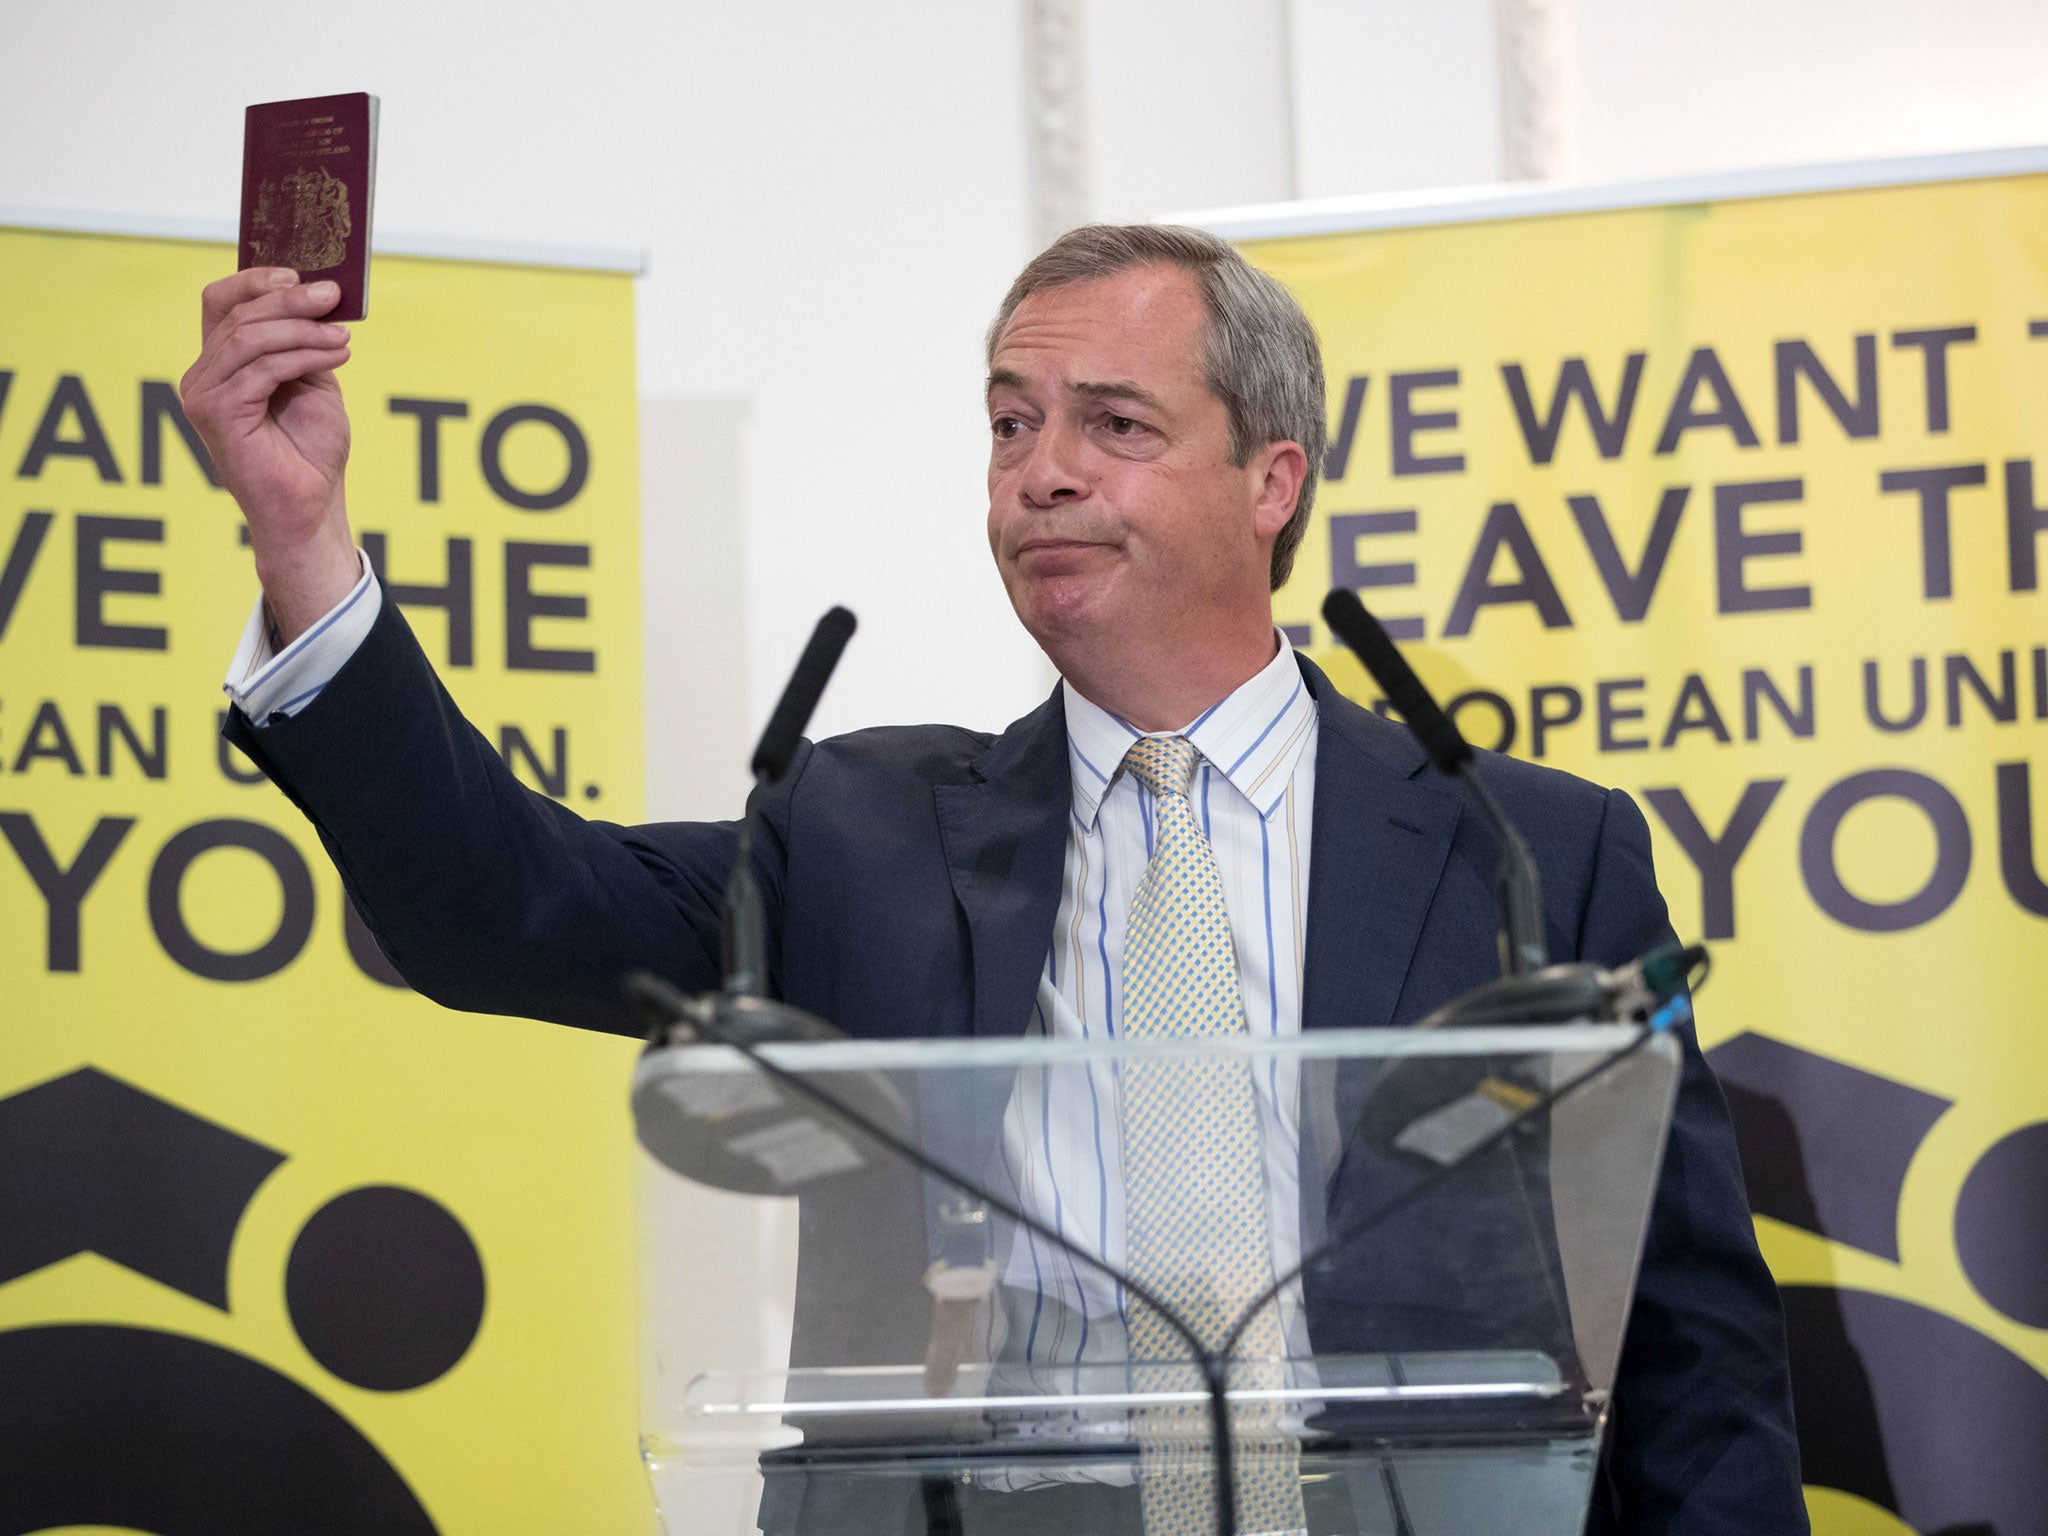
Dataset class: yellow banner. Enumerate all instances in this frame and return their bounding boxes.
[1251,167,2048,1533]
[0,225,650,1533]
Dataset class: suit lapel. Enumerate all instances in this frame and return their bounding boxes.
[933,688,1072,1038]
[931,659,1461,1039]
[1297,656,1462,1034]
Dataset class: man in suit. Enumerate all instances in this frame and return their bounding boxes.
[183,224,1804,1534]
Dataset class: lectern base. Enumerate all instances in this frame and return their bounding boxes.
[659,1433,1601,1536]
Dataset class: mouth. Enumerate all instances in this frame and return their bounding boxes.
[1014,537,1114,557]
[1011,538,1118,579]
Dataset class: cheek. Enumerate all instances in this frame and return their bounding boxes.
[985,489,1012,551]
[1162,488,1256,578]
[986,458,1021,534]
[1136,468,1216,530]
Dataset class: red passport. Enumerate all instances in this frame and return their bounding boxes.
[239,92,379,320]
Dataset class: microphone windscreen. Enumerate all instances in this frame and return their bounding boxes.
[1321,589,1472,774]
[750,606,858,783]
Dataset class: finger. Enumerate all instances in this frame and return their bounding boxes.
[293,278,342,318]
[202,267,298,337]
[221,281,344,348]
[185,317,350,413]
[202,350,352,438]
[191,289,348,378]
[227,346,352,408]
[201,273,341,345]
[201,316,351,388]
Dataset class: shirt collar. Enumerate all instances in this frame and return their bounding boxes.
[1061,633,1316,826]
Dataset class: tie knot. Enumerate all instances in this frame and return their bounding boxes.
[1123,734,1198,801]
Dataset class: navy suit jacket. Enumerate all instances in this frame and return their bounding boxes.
[227,600,1805,1534]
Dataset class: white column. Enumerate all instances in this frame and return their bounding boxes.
[1025,0,1095,246]
[1495,0,1569,181]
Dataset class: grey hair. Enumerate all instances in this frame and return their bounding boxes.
[985,223,1326,591]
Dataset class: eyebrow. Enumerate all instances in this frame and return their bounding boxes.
[985,367,1028,402]
[1074,379,1167,413]
[984,370,1167,415]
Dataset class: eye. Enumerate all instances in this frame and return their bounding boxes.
[1105,414,1141,435]
[991,415,1025,440]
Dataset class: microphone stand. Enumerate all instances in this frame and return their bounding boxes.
[635,605,863,1049]
[724,605,856,1005]
[1321,588,1700,1026]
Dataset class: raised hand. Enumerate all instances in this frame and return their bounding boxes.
[181,268,361,642]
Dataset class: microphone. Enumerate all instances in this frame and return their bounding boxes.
[724,607,858,998]
[751,606,857,783]
[1322,589,1545,977]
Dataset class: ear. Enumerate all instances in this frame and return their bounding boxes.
[1249,439,1307,542]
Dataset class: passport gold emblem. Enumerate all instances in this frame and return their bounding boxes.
[250,165,352,272]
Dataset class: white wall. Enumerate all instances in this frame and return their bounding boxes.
[1084,0,1299,218]
[1285,0,2048,198]
[1568,0,2048,182]
[1288,0,1504,197]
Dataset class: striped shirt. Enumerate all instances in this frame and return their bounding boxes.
[991,633,1321,1379]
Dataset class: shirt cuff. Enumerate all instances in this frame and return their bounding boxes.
[223,550,382,724]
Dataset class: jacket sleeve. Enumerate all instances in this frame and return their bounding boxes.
[1580,787,1808,1535]
[223,597,786,1036]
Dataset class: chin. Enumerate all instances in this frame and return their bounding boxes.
[1011,573,1112,652]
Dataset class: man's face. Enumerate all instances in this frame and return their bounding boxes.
[985,264,1290,661]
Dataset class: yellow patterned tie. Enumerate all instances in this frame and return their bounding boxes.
[1119,735,1305,1536]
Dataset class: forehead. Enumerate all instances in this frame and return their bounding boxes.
[990,264,1209,393]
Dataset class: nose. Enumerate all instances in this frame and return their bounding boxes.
[1017,419,1087,508]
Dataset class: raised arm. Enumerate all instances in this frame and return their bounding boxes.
[181,268,363,641]
[183,270,757,1034]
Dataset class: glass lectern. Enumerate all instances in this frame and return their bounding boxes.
[633,1023,1679,1536]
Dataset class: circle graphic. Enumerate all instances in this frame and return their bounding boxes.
[286,1185,486,1391]
[1955,1120,2048,1329]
